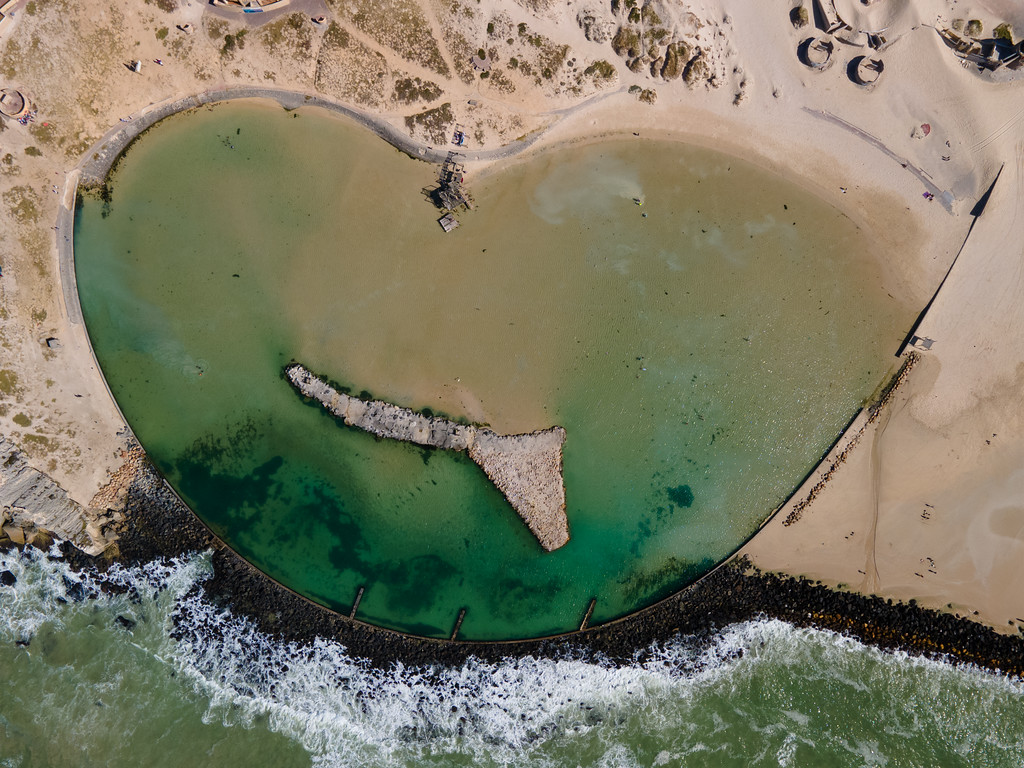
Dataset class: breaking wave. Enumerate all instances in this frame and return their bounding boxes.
[2,547,1023,767]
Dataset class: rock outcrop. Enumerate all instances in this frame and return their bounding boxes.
[0,436,118,555]
[286,364,570,551]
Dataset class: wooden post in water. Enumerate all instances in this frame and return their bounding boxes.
[579,598,597,631]
[349,586,365,620]
[450,608,467,641]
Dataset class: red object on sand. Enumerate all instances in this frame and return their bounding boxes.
[921,123,931,136]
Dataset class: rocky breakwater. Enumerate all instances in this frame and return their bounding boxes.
[285,364,570,551]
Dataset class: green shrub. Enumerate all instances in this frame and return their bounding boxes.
[994,23,1013,42]
[584,59,616,79]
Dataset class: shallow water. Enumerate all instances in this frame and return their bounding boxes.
[74,100,909,639]
[2,547,1023,767]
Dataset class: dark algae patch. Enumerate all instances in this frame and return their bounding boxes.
[667,484,695,508]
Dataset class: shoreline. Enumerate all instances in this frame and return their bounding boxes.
[48,438,1024,678]
[2,0,1023,676]
[52,91,932,646]
[42,89,1024,660]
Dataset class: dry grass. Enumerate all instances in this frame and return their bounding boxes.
[329,0,450,76]
[404,102,454,144]
[315,22,391,106]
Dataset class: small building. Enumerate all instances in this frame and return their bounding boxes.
[438,213,459,232]
[0,88,26,118]
[802,36,834,69]
[854,56,884,85]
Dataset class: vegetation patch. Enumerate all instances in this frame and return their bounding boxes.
[222,29,248,56]
[29,121,59,146]
[993,23,1013,42]
[659,41,689,79]
[328,0,450,76]
[585,59,614,79]
[612,26,641,58]
[207,18,228,40]
[404,102,454,145]
[965,19,983,37]
[315,22,391,106]
[156,27,169,40]
[12,413,31,428]
[20,433,52,450]
[23,146,42,157]
[0,369,20,397]
[258,13,314,55]
[0,153,18,175]
[2,186,40,223]
[683,52,710,86]
[392,76,442,105]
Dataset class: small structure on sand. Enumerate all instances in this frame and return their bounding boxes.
[0,88,26,118]
[801,36,835,69]
[814,0,848,35]
[854,56,884,84]
[438,213,459,232]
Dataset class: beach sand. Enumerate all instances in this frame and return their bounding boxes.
[0,0,1022,635]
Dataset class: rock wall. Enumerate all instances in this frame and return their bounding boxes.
[286,364,570,551]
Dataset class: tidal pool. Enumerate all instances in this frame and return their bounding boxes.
[74,99,909,640]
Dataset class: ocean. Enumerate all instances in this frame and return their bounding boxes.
[1,546,1022,767]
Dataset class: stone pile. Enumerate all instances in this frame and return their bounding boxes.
[286,364,570,551]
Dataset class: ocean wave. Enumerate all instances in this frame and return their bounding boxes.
[2,547,1023,767]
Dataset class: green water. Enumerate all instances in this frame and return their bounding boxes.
[74,100,908,640]
[2,549,1023,767]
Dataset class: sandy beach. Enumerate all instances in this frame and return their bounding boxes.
[1,0,1023,644]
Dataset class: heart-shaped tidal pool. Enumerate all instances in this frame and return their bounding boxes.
[74,99,908,640]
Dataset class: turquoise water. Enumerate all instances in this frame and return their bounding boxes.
[73,100,908,639]
[2,547,1023,767]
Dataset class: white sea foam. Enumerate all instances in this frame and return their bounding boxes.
[2,547,1023,768]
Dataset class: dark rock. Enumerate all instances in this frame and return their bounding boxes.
[0,570,15,587]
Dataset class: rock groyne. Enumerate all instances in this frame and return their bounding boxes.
[285,364,570,551]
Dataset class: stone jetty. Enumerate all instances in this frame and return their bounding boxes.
[285,364,569,551]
